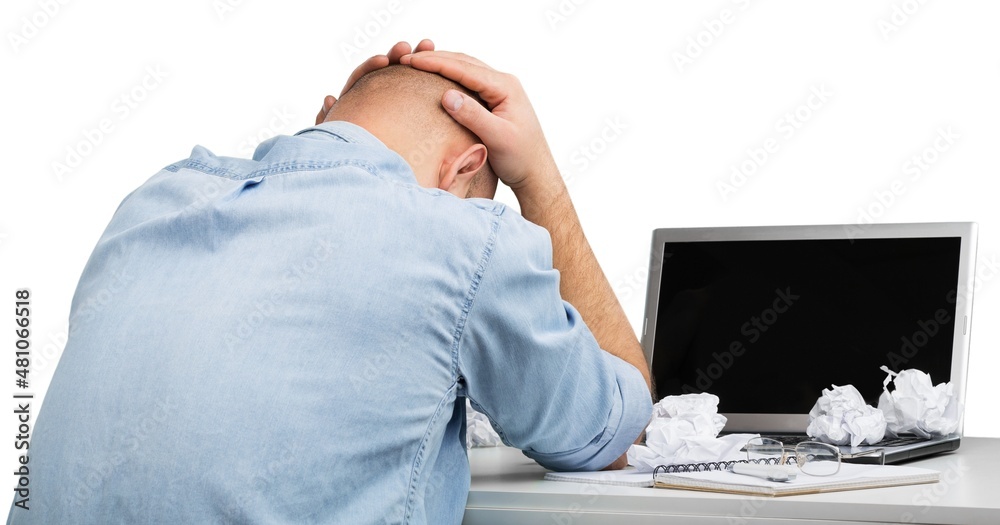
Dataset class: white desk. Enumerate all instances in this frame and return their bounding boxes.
[465,437,1000,524]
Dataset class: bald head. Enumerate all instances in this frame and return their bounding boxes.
[339,65,479,145]
[325,65,496,199]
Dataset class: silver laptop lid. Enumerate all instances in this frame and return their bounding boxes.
[641,222,977,434]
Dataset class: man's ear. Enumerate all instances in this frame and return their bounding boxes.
[438,144,487,198]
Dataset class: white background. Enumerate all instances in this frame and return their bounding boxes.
[2,0,999,502]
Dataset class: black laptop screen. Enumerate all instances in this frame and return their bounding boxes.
[651,237,961,414]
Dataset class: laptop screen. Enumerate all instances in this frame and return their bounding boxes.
[651,236,962,414]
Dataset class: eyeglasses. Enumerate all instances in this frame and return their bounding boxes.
[744,437,885,477]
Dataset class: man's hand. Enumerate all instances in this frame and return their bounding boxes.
[314,39,436,125]
[400,51,564,205]
[404,49,652,471]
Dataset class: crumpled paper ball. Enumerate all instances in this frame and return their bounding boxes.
[466,399,503,448]
[627,393,756,472]
[806,384,886,447]
[877,366,961,438]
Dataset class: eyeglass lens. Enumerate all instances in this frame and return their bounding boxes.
[745,437,841,476]
[795,442,840,476]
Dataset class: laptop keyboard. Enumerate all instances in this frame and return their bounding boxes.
[763,434,930,447]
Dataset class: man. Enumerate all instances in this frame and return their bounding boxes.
[10,41,652,524]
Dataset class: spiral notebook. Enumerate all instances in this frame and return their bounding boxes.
[653,462,939,497]
[542,458,786,488]
[544,459,940,496]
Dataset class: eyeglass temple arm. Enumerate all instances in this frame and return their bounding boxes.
[841,448,884,459]
[840,448,885,464]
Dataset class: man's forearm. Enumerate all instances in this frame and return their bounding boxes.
[513,168,652,391]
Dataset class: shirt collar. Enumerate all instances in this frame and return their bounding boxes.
[285,120,421,186]
[293,121,388,148]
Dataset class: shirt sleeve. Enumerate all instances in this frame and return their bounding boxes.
[458,208,652,472]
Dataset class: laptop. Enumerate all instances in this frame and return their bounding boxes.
[640,222,977,463]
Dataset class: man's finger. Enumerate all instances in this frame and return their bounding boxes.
[315,95,336,125]
[414,39,434,53]
[386,41,412,64]
[441,89,508,143]
[411,49,493,69]
[400,50,492,71]
[343,40,435,97]
[315,95,332,125]
[406,54,509,107]
[388,39,434,63]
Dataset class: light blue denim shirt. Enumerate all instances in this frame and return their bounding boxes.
[10,122,651,525]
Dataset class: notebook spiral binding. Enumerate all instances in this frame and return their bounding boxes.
[653,457,793,476]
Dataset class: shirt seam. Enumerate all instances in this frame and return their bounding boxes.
[162,158,504,212]
[450,207,504,380]
[402,382,458,524]
[163,158,380,181]
[401,204,505,523]
[454,209,514,446]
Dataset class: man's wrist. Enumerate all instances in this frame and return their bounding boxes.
[511,166,568,222]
